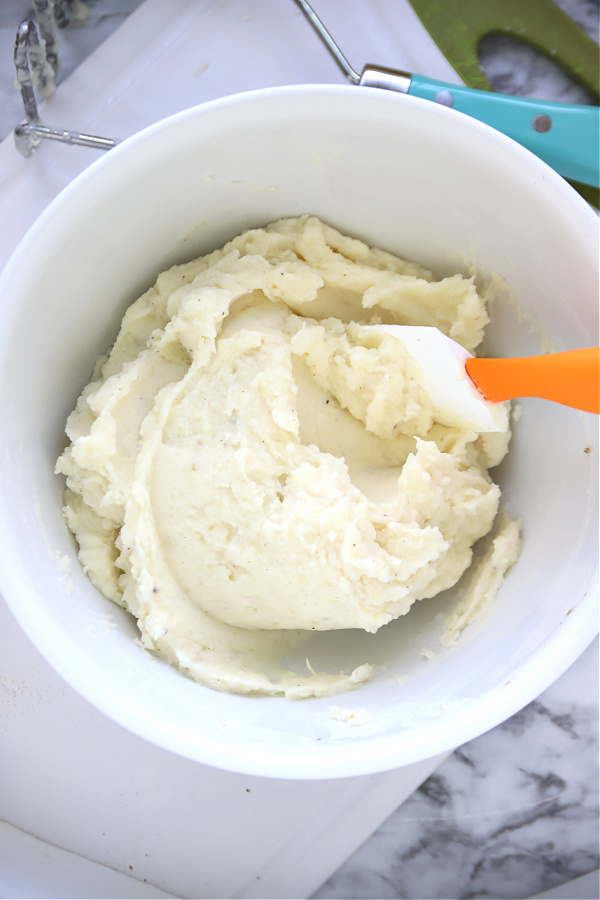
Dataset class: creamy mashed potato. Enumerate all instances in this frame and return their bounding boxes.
[56,216,519,698]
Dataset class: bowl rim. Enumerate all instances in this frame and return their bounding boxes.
[0,84,598,779]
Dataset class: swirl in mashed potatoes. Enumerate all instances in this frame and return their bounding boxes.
[56,216,519,698]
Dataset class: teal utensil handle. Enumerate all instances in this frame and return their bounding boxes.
[408,74,600,188]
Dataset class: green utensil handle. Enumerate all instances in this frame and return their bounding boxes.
[408,74,600,188]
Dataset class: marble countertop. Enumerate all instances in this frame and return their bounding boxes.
[0,2,598,899]
[316,642,599,900]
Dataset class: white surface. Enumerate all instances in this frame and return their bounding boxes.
[0,822,176,900]
[0,595,447,899]
[0,0,597,897]
[531,871,600,899]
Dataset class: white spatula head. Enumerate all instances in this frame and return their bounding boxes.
[372,325,508,433]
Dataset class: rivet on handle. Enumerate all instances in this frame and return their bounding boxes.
[533,114,553,133]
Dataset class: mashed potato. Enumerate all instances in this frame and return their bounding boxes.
[56,216,519,698]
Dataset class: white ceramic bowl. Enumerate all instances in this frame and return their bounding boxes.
[0,86,597,779]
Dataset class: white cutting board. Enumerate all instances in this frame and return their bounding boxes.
[0,606,445,899]
[0,0,461,268]
[0,2,455,898]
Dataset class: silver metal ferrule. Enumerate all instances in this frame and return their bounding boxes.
[359,64,412,94]
[293,1,413,96]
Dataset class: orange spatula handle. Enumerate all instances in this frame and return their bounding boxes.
[465,347,600,413]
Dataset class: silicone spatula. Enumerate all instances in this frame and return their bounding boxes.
[465,347,599,412]
[374,325,599,432]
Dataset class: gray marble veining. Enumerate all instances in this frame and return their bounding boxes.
[479,0,599,104]
[479,34,595,105]
[314,641,599,899]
